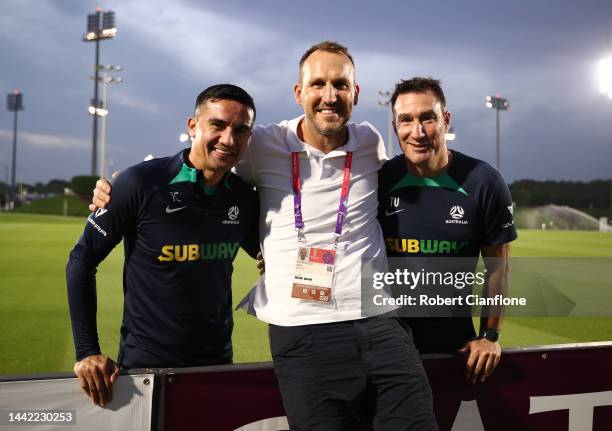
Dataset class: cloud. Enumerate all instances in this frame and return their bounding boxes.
[353,46,494,112]
[105,0,299,102]
[353,41,599,117]
[0,1,82,62]
[112,91,160,114]
[0,130,88,150]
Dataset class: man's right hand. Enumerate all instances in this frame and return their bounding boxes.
[257,251,265,275]
[89,178,113,212]
[74,354,120,406]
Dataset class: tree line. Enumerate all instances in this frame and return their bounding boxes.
[510,179,610,209]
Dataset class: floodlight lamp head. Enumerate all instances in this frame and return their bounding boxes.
[597,57,612,98]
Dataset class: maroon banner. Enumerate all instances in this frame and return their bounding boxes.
[424,344,612,430]
[162,343,612,431]
[163,364,286,431]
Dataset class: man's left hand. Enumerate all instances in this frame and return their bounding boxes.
[458,338,501,384]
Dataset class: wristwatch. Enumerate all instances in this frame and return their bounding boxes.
[479,328,500,342]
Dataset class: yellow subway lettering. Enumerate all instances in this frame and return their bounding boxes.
[188,244,200,261]
[157,245,174,262]
[407,239,419,253]
[174,245,188,262]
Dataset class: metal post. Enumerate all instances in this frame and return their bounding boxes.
[486,95,508,171]
[496,106,500,171]
[97,66,123,179]
[11,110,18,201]
[85,9,116,176]
[91,30,100,176]
[100,76,109,178]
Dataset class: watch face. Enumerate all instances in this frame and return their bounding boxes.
[486,329,499,342]
[480,329,499,342]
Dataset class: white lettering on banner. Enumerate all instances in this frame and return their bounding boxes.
[530,391,612,431]
[231,391,612,430]
[233,416,289,431]
[451,400,485,431]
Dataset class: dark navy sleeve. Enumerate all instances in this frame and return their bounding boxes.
[481,169,518,246]
[66,169,142,361]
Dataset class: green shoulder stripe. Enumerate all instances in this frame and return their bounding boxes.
[389,171,468,196]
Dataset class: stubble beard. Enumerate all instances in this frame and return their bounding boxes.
[306,111,349,138]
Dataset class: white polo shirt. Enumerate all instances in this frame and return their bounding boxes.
[236,116,388,326]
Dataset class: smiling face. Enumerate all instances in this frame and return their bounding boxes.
[294,49,359,140]
[187,98,254,185]
[393,90,451,172]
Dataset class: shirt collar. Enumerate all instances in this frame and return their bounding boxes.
[168,148,231,189]
[286,115,357,157]
[167,148,191,176]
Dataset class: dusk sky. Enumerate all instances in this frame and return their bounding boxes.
[1,0,611,185]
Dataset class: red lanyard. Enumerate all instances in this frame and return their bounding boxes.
[291,151,353,241]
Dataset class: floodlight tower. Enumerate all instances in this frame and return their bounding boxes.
[378,90,394,158]
[83,7,117,176]
[597,56,612,214]
[92,65,123,179]
[6,89,24,203]
[485,94,510,171]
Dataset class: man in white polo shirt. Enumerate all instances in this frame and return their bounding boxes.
[90,41,437,431]
[236,42,436,430]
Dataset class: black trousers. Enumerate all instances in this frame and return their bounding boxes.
[403,316,477,354]
[269,316,438,431]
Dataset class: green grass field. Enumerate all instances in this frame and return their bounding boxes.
[1,213,611,375]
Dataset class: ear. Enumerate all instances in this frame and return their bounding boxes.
[444,110,451,130]
[187,117,197,138]
[293,82,303,106]
[353,83,360,106]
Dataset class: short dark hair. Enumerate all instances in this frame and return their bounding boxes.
[299,41,354,81]
[390,77,446,114]
[194,84,256,123]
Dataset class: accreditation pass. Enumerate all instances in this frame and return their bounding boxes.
[292,247,336,303]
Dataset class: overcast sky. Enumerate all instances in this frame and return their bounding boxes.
[1,0,611,184]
